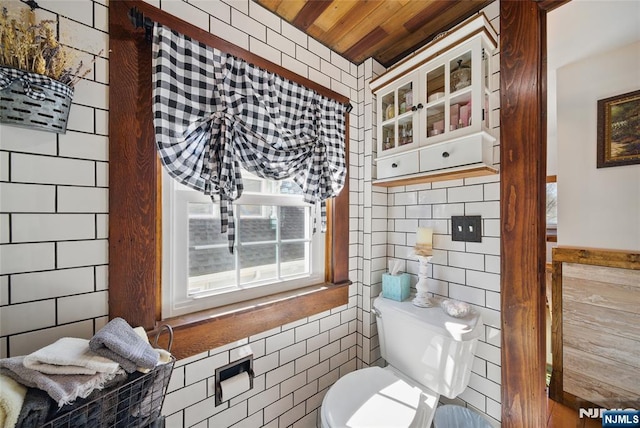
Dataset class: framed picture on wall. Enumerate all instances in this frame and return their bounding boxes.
[597,89,640,168]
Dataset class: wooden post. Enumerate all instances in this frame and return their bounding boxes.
[500,1,548,426]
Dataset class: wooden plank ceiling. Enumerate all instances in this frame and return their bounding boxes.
[255,0,494,67]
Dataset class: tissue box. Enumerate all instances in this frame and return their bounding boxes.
[382,273,410,301]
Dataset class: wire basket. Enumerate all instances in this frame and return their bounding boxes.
[41,326,175,428]
[0,66,73,134]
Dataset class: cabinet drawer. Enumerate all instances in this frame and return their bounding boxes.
[420,136,491,172]
[377,152,420,179]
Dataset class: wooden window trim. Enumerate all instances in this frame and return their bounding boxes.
[108,0,350,360]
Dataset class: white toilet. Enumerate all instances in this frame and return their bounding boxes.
[320,295,483,428]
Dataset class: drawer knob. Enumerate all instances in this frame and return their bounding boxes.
[442,151,450,158]
[391,162,398,168]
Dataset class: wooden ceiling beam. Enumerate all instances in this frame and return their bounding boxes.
[343,26,389,63]
[293,0,333,30]
[311,0,359,33]
[404,0,455,33]
[311,1,383,48]
[257,0,305,22]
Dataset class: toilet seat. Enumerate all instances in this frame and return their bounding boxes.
[321,366,439,428]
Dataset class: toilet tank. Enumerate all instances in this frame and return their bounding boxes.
[373,296,483,399]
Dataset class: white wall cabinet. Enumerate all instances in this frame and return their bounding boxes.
[371,14,498,185]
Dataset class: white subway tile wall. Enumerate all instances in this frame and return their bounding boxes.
[0,0,503,427]
[357,2,502,425]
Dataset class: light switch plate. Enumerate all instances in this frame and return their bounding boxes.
[451,215,482,242]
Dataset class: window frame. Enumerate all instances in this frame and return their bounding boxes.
[162,171,326,317]
[108,0,351,360]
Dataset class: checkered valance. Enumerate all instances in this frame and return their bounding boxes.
[152,24,348,252]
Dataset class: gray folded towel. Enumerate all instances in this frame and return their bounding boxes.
[15,387,52,428]
[0,356,119,407]
[89,318,159,373]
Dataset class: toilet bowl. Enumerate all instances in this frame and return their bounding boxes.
[320,296,482,428]
[320,366,439,428]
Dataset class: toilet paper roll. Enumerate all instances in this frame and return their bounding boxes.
[220,371,251,401]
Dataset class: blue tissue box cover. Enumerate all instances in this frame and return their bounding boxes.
[382,273,410,301]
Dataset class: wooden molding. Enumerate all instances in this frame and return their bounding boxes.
[552,246,640,269]
[109,0,350,359]
[499,1,548,426]
[152,282,350,360]
[109,0,158,329]
[535,0,572,13]
[372,165,498,187]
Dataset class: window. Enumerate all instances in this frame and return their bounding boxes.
[162,169,325,317]
[546,175,557,241]
[109,1,350,359]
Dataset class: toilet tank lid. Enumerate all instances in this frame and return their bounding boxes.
[374,296,483,341]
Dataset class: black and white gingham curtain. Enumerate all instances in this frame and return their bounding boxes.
[152,24,347,252]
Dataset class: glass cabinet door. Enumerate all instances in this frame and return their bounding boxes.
[450,51,472,93]
[425,65,445,139]
[381,91,394,122]
[449,51,472,132]
[482,47,490,130]
[380,80,416,153]
[381,122,395,151]
[397,82,414,115]
[398,115,413,147]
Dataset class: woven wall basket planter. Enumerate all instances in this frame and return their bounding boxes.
[0,66,74,134]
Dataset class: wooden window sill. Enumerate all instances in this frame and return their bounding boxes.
[151,281,351,360]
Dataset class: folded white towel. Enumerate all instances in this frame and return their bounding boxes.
[133,326,150,343]
[23,337,120,375]
[0,374,27,428]
[157,349,172,365]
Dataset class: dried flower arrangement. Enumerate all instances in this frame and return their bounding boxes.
[0,4,90,87]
